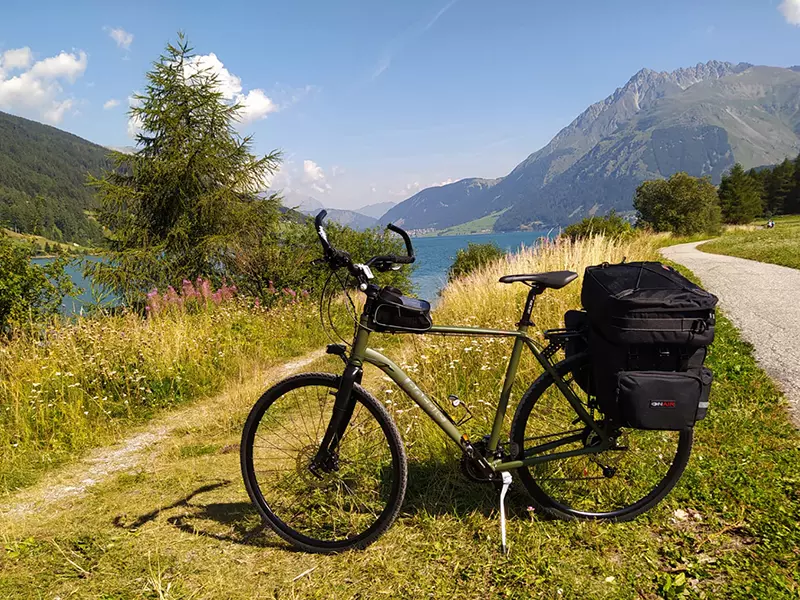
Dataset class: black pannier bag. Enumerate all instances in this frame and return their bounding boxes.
[616,368,712,430]
[370,286,432,333]
[581,261,717,429]
[582,261,717,346]
[563,309,594,395]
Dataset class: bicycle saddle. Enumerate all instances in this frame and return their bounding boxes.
[498,270,578,289]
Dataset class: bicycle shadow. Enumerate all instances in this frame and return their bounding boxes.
[112,460,545,550]
[401,460,545,522]
[112,480,289,550]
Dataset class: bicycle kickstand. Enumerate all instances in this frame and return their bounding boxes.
[499,471,512,555]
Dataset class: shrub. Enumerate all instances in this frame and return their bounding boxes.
[560,210,633,241]
[235,220,413,300]
[0,232,73,336]
[634,172,722,235]
[447,242,505,282]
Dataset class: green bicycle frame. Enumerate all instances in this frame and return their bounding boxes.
[346,304,610,473]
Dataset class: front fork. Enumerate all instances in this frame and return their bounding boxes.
[312,317,371,474]
[311,361,361,474]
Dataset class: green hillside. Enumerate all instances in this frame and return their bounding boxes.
[0,110,111,245]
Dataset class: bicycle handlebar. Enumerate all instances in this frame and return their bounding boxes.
[314,210,415,274]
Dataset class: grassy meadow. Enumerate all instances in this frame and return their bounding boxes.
[1,233,798,598]
[0,296,325,494]
[699,215,800,270]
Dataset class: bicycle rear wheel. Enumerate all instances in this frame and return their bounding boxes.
[241,372,407,553]
[510,353,692,521]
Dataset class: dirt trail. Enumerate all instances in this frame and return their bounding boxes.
[0,349,324,520]
[662,241,800,426]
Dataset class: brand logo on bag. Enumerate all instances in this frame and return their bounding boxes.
[650,400,676,408]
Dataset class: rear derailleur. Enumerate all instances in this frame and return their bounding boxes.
[582,424,627,478]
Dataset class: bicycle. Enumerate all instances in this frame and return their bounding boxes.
[240,211,693,554]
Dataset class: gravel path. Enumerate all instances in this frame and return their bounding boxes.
[662,241,800,426]
[0,349,324,520]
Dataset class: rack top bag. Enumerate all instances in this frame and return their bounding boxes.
[582,261,718,346]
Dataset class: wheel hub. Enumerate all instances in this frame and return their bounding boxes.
[298,445,339,487]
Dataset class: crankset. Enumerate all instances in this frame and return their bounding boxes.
[459,437,510,485]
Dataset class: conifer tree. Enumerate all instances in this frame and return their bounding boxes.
[89,34,281,303]
[718,163,762,224]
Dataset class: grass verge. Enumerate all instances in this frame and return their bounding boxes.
[698,215,800,270]
[0,234,798,598]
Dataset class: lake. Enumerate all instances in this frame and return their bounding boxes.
[32,257,105,315]
[411,230,554,301]
[37,230,555,313]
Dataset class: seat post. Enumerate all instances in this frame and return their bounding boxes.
[517,284,542,329]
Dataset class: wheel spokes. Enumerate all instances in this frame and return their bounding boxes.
[250,383,395,542]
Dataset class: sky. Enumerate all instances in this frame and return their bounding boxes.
[1,0,799,210]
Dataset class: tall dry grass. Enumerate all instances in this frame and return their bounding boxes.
[381,234,661,461]
[0,299,324,492]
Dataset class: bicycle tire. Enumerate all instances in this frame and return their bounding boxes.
[510,353,693,521]
[241,372,408,553]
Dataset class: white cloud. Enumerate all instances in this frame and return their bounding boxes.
[237,88,277,123]
[183,53,277,124]
[127,52,279,138]
[780,0,800,25]
[184,53,241,99]
[302,160,331,194]
[126,94,144,138]
[390,181,422,196]
[303,160,325,182]
[0,48,87,124]
[372,0,459,80]
[2,47,33,71]
[29,51,87,82]
[267,160,331,196]
[103,98,119,110]
[107,27,134,50]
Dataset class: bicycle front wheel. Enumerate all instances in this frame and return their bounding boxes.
[510,353,693,521]
[241,373,407,553]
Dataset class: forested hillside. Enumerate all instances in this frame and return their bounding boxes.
[0,110,110,245]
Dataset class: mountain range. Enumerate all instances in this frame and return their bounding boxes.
[278,193,396,230]
[381,61,800,232]
[4,60,800,241]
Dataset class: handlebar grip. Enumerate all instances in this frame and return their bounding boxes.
[392,255,414,264]
[386,223,414,260]
[314,210,333,255]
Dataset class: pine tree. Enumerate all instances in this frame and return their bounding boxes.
[718,163,762,224]
[763,159,794,216]
[788,152,800,215]
[89,34,281,303]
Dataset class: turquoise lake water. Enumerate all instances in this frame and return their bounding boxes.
[411,230,554,301]
[37,230,555,313]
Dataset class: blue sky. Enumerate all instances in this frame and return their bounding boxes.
[1,0,799,209]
